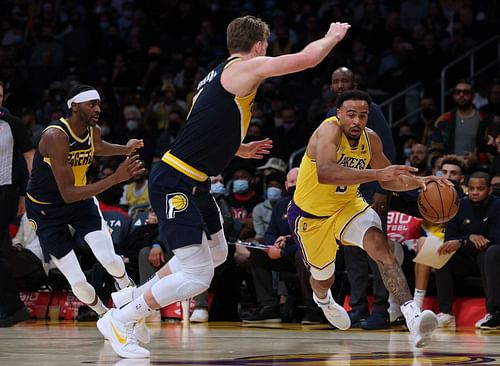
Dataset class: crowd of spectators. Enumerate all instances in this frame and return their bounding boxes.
[2,0,500,326]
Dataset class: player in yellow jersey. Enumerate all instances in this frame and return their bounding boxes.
[288,90,451,348]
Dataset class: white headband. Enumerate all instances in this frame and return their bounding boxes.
[66,90,101,109]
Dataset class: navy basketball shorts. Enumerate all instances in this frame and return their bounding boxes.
[26,197,104,262]
[149,163,222,251]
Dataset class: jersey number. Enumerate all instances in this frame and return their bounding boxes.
[336,185,347,193]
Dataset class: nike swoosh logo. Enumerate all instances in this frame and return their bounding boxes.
[111,322,127,345]
[483,217,488,222]
[69,141,77,146]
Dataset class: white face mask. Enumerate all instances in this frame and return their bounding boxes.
[210,182,225,195]
[126,119,140,131]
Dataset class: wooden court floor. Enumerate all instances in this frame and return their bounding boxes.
[1,320,500,365]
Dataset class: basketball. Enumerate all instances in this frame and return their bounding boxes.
[417,181,460,224]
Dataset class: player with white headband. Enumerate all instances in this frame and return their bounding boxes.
[25,84,145,337]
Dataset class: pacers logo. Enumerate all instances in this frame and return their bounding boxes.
[166,193,188,219]
[28,219,37,232]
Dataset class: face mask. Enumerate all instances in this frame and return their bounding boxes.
[403,147,412,157]
[101,126,110,136]
[126,120,140,131]
[211,182,225,195]
[434,170,442,177]
[233,179,249,194]
[492,186,500,197]
[287,186,296,196]
[266,187,282,201]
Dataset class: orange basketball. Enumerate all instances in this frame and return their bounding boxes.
[417,181,460,224]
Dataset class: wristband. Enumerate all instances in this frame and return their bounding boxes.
[152,243,162,248]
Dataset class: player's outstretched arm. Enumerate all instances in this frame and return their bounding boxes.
[93,125,144,156]
[368,131,451,191]
[223,23,350,96]
[40,129,145,203]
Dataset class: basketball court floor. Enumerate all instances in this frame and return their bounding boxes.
[1,320,500,365]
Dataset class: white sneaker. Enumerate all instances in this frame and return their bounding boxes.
[436,312,456,328]
[97,309,150,359]
[475,313,492,329]
[401,301,438,348]
[190,308,209,323]
[135,316,150,344]
[313,290,350,330]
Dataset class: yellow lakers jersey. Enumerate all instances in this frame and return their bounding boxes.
[27,118,94,204]
[294,117,372,216]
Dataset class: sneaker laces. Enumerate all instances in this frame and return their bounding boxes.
[125,321,139,345]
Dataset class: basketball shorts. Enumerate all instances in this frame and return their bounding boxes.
[26,197,104,262]
[148,163,222,251]
[288,198,379,271]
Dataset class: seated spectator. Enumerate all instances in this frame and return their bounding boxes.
[252,172,286,242]
[435,172,500,328]
[120,169,150,214]
[412,155,467,311]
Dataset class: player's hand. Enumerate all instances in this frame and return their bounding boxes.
[126,139,144,155]
[437,240,460,255]
[236,138,273,159]
[372,192,388,214]
[376,165,418,182]
[114,155,145,182]
[148,246,165,268]
[419,175,454,191]
[266,245,282,260]
[325,22,351,42]
[469,234,490,250]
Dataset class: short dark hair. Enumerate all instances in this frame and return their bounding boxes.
[336,90,372,109]
[265,171,286,185]
[226,16,270,54]
[440,154,466,175]
[470,171,490,185]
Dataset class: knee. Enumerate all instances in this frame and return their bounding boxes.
[71,279,95,304]
[364,230,392,262]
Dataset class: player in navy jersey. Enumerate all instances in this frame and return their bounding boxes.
[25,85,144,326]
[101,16,350,358]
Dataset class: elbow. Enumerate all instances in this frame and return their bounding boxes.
[316,167,334,184]
[60,190,77,204]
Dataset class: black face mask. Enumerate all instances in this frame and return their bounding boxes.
[286,186,296,196]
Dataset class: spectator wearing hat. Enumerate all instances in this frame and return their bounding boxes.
[257,157,288,177]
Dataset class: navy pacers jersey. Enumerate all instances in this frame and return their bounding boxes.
[163,57,255,180]
[27,118,94,204]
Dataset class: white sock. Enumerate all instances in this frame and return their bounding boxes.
[414,289,426,310]
[134,273,160,298]
[315,289,333,305]
[114,272,132,289]
[114,295,152,323]
[90,298,108,316]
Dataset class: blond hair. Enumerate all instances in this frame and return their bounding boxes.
[226,16,270,54]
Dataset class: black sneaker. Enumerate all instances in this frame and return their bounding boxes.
[76,306,98,322]
[0,305,30,327]
[479,314,500,330]
[301,308,324,325]
[242,305,282,323]
[348,310,369,328]
[361,311,390,330]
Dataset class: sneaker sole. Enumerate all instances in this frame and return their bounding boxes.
[97,315,150,359]
[414,310,438,348]
[322,304,351,330]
